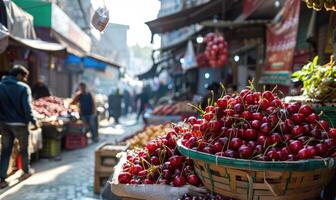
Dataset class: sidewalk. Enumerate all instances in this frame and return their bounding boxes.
[0,115,143,200]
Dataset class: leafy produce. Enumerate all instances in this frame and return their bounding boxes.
[182,87,336,161]
[305,0,336,11]
[291,56,336,101]
[203,33,228,68]
[118,125,201,187]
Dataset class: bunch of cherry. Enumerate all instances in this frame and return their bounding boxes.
[118,125,201,187]
[178,192,235,200]
[181,88,336,161]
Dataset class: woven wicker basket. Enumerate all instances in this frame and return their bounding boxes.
[177,140,336,200]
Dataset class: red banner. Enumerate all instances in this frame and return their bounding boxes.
[261,0,301,85]
[243,0,265,17]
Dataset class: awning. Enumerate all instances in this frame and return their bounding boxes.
[200,19,269,28]
[9,35,66,54]
[146,0,225,34]
[86,53,122,68]
[0,24,9,53]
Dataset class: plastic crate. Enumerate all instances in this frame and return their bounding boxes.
[40,138,61,158]
[65,134,87,150]
[66,120,87,134]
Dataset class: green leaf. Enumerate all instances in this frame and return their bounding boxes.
[313,56,319,66]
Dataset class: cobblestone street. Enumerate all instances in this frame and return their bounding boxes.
[0,116,143,200]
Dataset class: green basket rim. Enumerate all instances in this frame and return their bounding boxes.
[177,140,336,171]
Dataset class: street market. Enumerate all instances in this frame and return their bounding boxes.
[0,0,336,200]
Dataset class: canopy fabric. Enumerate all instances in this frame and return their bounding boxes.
[86,53,122,68]
[0,24,9,53]
[200,19,269,28]
[65,53,121,71]
[146,0,224,34]
[9,35,66,53]
[50,30,87,57]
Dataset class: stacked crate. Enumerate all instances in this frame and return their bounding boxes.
[64,120,88,150]
[94,142,128,194]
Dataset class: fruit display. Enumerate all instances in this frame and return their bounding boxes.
[179,192,235,200]
[152,101,196,116]
[181,87,336,161]
[125,124,172,148]
[305,0,336,11]
[202,33,228,68]
[118,125,201,187]
[196,52,209,68]
[292,56,336,101]
[33,96,77,120]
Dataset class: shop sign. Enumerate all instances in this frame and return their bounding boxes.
[260,0,301,86]
[51,4,91,52]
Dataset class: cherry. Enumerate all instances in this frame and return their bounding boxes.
[270,133,282,145]
[271,98,282,108]
[238,145,253,159]
[203,146,214,154]
[260,123,271,134]
[150,156,160,165]
[169,156,185,169]
[205,106,215,113]
[298,148,310,159]
[173,176,187,187]
[328,128,336,139]
[287,103,299,114]
[248,141,257,149]
[187,116,198,125]
[245,94,255,104]
[230,138,243,150]
[289,140,304,154]
[291,113,304,124]
[252,112,263,121]
[118,172,132,184]
[144,179,154,184]
[318,120,330,131]
[284,119,294,129]
[240,88,252,98]
[287,154,298,161]
[299,105,313,117]
[187,174,200,186]
[213,142,224,153]
[306,113,319,123]
[251,120,262,129]
[241,111,252,120]
[130,164,143,176]
[146,142,158,154]
[257,135,269,147]
[292,125,304,137]
[216,98,228,108]
[243,129,257,140]
[316,143,328,156]
[223,150,239,158]
[254,145,263,154]
[262,90,274,101]
[307,146,317,157]
[267,150,280,161]
[259,99,270,111]
[233,103,244,114]
[203,113,214,121]
[162,169,171,180]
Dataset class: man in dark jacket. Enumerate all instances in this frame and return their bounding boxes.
[71,82,98,143]
[0,65,38,188]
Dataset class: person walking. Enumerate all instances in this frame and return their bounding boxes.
[136,86,150,121]
[108,89,122,124]
[71,82,98,143]
[0,65,39,189]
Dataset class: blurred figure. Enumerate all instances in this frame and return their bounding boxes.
[0,65,39,189]
[200,82,221,110]
[71,82,98,143]
[32,81,51,100]
[123,89,130,116]
[136,86,150,121]
[108,89,122,124]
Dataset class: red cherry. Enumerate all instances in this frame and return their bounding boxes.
[169,156,185,169]
[328,128,336,139]
[318,120,330,131]
[298,105,313,117]
[306,113,319,123]
[245,94,255,104]
[150,156,160,165]
[118,172,132,184]
[257,135,269,146]
[187,174,200,186]
[254,145,263,154]
[238,145,253,159]
[267,150,280,161]
[216,98,228,108]
[252,112,263,120]
[271,98,283,108]
[298,148,311,160]
[203,113,214,121]
[292,125,304,137]
[205,106,215,113]
[173,176,186,187]
[307,146,317,158]
[203,146,213,154]
[270,133,282,145]
[187,116,198,125]
[291,113,304,124]
[130,164,143,176]
[289,140,304,154]
[287,103,300,114]
[243,129,257,140]
[251,120,261,129]
[259,99,270,110]
[316,143,328,156]
[260,123,271,134]
[146,142,158,154]
[229,138,243,150]
[241,111,252,120]
[223,150,239,158]
[144,179,154,184]
[262,91,274,101]
[240,88,252,98]
[213,142,224,153]
[233,103,244,114]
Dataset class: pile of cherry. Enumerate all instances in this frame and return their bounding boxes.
[203,33,228,68]
[118,125,201,187]
[182,89,336,161]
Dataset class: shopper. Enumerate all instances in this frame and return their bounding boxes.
[32,81,51,100]
[136,86,150,121]
[123,90,131,116]
[71,82,98,143]
[0,65,39,189]
[108,89,122,124]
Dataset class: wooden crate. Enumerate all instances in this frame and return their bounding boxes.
[95,142,129,173]
[94,171,111,194]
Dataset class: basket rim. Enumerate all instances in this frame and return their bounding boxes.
[177,140,336,171]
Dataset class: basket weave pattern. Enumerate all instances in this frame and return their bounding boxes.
[193,160,334,200]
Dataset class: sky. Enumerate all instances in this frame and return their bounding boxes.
[103,0,161,48]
